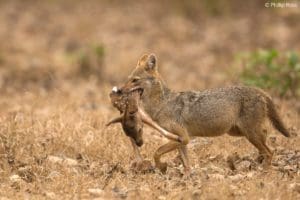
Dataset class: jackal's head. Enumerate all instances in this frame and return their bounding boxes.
[121,54,167,101]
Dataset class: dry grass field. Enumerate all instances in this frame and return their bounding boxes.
[0,1,299,199]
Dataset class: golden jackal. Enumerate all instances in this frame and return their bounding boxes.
[120,54,290,175]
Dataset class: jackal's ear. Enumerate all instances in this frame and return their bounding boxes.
[137,53,157,72]
[145,54,157,72]
[137,54,149,66]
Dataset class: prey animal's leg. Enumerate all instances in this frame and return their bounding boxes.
[106,116,123,126]
[138,109,181,142]
[130,138,143,163]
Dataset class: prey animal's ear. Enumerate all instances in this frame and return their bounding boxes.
[106,116,122,126]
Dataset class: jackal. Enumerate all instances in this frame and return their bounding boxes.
[120,54,290,175]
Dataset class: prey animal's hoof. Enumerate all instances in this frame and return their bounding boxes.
[131,160,154,173]
[157,162,168,174]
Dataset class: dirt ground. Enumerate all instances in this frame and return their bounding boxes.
[0,1,299,199]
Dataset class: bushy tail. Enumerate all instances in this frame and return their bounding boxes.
[266,97,290,137]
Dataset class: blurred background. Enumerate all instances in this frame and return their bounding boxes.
[0,0,299,97]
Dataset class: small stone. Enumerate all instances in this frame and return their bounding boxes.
[47,156,78,166]
[208,174,224,181]
[237,160,251,171]
[45,192,56,199]
[246,171,255,178]
[9,174,21,182]
[48,155,62,163]
[63,158,78,166]
[209,165,225,174]
[158,196,166,200]
[88,188,104,197]
[228,174,244,182]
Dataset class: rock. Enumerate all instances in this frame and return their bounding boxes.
[158,196,166,200]
[9,174,21,182]
[246,171,255,178]
[47,171,61,180]
[88,188,104,197]
[209,165,225,174]
[48,155,78,166]
[208,173,224,181]
[64,158,78,166]
[228,174,244,182]
[45,192,56,199]
[236,160,251,171]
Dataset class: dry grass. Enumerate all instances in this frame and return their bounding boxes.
[0,1,299,199]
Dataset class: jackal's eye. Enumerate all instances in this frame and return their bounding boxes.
[131,77,140,83]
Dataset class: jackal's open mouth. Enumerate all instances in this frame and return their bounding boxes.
[130,87,144,97]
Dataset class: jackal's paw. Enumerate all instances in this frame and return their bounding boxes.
[157,162,168,174]
[131,160,154,173]
[182,168,192,179]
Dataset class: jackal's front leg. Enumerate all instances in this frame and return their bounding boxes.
[153,124,190,175]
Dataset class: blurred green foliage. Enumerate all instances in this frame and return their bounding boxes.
[66,43,105,80]
[239,49,300,97]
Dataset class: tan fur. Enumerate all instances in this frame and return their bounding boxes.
[121,54,290,175]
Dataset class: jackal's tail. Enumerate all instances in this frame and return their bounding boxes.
[265,96,290,137]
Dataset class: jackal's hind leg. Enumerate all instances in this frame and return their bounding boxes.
[243,128,273,168]
[179,145,191,177]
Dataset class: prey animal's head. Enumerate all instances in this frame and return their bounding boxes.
[120,54,167,101]
[108,87,144,147]
[109,86,127,113]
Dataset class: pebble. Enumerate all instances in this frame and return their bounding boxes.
[228,174,244,182]
[48,155,78,166]
[88,188,104,197]
[208,174,225,181]
[9,174,21,182]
